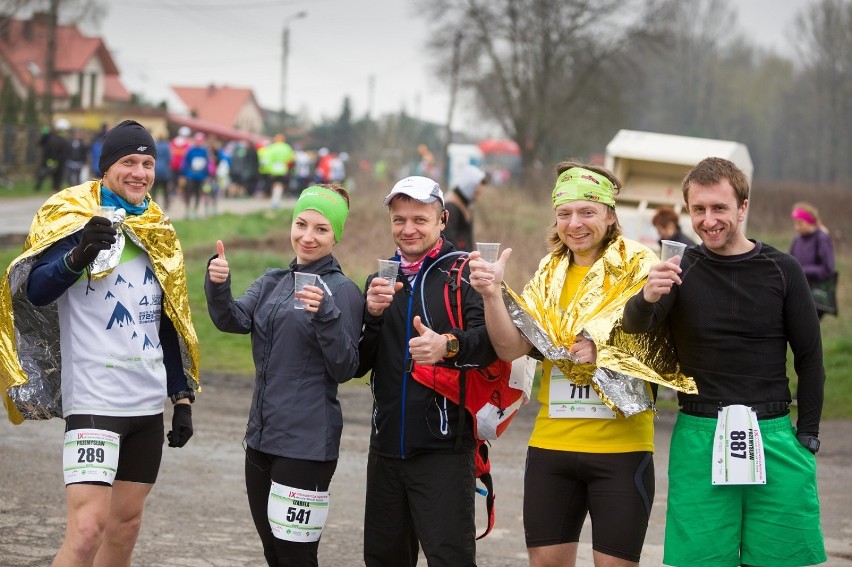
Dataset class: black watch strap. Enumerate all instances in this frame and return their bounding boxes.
[797,434,820,454]
[170,389,196,404]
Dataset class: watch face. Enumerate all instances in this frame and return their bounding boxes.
[446,335,459,355]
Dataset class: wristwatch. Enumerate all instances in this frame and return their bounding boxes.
[797,434,820,454]
[443,333,460,358]
[169,389,196,404]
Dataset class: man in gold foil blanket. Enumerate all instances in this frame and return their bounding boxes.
[469,160,695,567]
[0,119,200,566]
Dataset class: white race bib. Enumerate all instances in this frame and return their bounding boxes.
[268,482,330,542]
[63,428,120,485]
[548,367,616,419]
[711,405,767,485]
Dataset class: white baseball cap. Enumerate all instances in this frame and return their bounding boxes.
[383,176,444,206]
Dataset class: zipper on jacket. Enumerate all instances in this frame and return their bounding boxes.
[400,286,414,458]
[254,280,290,446]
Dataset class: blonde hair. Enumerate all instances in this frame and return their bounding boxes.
[315,183,351,209]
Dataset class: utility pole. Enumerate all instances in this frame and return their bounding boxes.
[280,11,307,133]
[367,74,375,119]
[43,0,60,124]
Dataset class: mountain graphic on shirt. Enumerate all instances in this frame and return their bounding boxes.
[131,330,138,340]
[143,334,157,350]
[114,273,134,290]
[106,302,135,330]
[105,291,115,300]
[143,267,156,285]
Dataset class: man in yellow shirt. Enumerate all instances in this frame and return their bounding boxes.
[470,160,693,567]
[265,133,295,209]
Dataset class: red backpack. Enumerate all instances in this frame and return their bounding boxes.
[411,253,529,539]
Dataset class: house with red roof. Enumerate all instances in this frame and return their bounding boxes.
[172,85,264,136]
[0,12,132,110]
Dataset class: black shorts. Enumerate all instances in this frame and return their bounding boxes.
[523,447,654,562]
[65,413,164,485]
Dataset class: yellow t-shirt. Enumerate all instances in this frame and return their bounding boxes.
[529,263,654,453]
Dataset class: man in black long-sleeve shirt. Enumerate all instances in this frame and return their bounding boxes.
[622,157,825,567]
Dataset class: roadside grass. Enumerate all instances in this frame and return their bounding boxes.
[2,179,849,417]
[1,178,38,198]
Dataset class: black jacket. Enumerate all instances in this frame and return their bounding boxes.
[357,240,498,458]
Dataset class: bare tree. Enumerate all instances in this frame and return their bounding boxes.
[417,0,671,184]
[619,0,746,135]
[793,0,852,184]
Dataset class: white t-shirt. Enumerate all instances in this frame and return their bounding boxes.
[58,239,167,417]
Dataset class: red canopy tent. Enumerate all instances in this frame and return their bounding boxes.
[477,138,521,156]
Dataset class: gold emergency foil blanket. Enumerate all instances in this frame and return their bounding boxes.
[504,236,696,417]
[0,181,200,424]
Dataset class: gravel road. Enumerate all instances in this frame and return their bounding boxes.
[2,373,851,566]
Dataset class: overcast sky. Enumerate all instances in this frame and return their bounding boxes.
[81,0,804,131]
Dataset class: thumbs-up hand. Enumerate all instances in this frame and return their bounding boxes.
[208,239,231,284]
[408,315,447,365]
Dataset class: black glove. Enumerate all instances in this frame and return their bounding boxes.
[167,403,193,448]
[69,217,117,271]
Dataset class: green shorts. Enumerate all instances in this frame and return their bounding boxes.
[664,412,825,567]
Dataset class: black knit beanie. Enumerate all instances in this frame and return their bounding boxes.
[98,120,157,174]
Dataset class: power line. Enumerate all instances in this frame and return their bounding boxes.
[143,0,314,10]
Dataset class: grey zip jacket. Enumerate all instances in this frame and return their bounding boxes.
[205,254,364,461]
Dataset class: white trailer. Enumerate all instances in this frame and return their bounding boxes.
[604,129,753,250]
[446,143,484,190]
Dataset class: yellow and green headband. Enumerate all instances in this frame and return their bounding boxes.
[292,186,349,242]
[551,167,616,209]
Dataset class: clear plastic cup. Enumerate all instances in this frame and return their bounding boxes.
[377,259,401,287]
[97,205,116,221]
[476,242,501,263]
[293,272,318,310]
[660,240,687,264]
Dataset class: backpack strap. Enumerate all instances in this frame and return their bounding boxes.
[475,442,496,539]
[446,255,469,451]
[454,369,467,451]
[444,255,467,330]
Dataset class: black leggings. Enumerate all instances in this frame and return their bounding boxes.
[244,446,337,567]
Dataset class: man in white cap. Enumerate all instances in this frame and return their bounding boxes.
[357,176,499,566]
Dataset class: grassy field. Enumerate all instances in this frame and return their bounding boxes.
[2,177,849,418]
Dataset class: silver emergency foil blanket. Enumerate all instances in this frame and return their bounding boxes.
[6,258,62,419]
[503,287,653,417]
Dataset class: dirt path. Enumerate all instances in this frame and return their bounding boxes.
[2,373,851,566]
